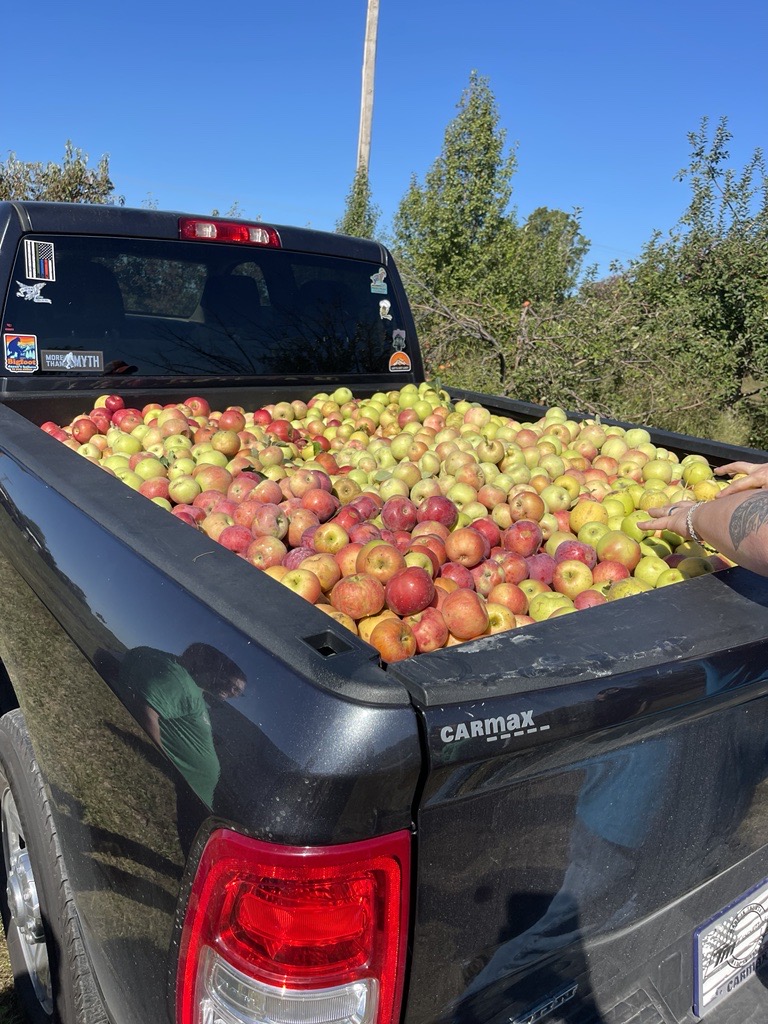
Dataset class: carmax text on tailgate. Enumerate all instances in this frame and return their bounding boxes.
[440,710,550,745]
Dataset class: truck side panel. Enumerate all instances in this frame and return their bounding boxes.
[0,403,422,1024]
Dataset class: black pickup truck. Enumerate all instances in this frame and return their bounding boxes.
[1,201,768,1024]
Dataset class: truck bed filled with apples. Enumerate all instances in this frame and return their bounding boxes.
[28,381,757,665]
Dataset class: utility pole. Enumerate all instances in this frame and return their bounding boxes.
[356,0,380,175]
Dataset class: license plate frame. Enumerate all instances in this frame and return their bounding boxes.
[693,877,768,1017]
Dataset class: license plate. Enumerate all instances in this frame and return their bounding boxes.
[693,877,768,1016]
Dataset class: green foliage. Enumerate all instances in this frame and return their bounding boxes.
[410,111,767,448]
[336,167,380,239]
[392,70,589,375]
[0,141,122,205]
[392,71,517,297]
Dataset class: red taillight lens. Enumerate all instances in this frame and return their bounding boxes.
[177,829,410,1024]
[228,874,375,976]
[179,217,281,247]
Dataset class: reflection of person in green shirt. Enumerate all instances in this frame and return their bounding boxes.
[119,644,245,805]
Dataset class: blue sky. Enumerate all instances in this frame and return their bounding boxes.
[4,0,766,277]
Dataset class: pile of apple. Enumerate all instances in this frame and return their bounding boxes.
[40,385,736,663]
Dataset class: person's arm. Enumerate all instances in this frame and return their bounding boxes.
[135,703,163,748]
[637,491,768,576]
[713,461,768,496]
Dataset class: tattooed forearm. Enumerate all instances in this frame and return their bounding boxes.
[729,493,768,550]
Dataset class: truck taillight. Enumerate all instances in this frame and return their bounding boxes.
[177,828,411,1024]
[179,217,281,247]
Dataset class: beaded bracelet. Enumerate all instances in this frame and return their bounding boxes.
[686,500,706,546]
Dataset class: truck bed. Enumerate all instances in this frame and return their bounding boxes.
[3,383,768,1023]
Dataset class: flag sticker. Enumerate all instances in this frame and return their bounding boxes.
[4,334,39,374]
[24,240,56,281]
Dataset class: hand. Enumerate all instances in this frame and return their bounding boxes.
[714,461,768,497]
[636,501,694,538]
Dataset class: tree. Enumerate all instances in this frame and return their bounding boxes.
[392,71,517,299]
[336,168,380,238]
[625,117,768,442]
[0,141,121,204]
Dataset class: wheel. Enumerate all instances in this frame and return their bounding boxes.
[0,710,106,1023]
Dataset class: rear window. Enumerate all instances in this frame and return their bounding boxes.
[2,235,411,378]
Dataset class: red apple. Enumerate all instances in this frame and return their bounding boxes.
[445,527,487,568]
[185,396,211,418]
[503,520,544,558]
[440,589,490,640]
[287,508,321,548]
[554,539,598,569]
[487,582,528,615]
[470,559,505,597]
[381,496,418,532]
[385,566,435,617]
[218,525,255,554]
[368,618,418,663]
[469,517,500,551]
[439,561,476,590]
[404,606,449,653]
[524,552,556,584]
[330,573,386,620]
[573,589,608,610]
[492,551,529,585]
[356,542,406,584]
[595,531,642,571]
[103,394,125,413]
[245,535,288,569]
[592,560,631,584]
[299,552,342,592]
[251,503,289,539]
[218,407,247,433]
[416,495,459,530]
[335,542,365,578]
[281,568,323,604]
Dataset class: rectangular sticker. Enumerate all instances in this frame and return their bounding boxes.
[370,268,388,294]
[4,333,39,374]
[40,350,105,373]
[693,876,768,1016]
[24,239,56,281]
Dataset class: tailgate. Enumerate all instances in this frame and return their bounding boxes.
[390,568,768,1023]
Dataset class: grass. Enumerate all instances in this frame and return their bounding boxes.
[0,943,24,1023]
[0,542,184,1024]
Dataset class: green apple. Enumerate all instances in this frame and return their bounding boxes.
[605,578,653,601]
[655,568,687,587]
[528,591,574,621]
[633,555,669,588]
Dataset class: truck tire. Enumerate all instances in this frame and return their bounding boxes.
[0,710,106,1024]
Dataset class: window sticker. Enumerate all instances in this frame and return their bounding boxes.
[379,298,393,321]
[4,334,39,373]
[16,280,52,304]
[392,329,406,350]
[41,350,105,372]
[24,240,56,281]
[389,351,412,373]
[370,267,388,294]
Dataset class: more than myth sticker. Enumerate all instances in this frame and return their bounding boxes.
[24,240,56,282]
[41,350,105,372]
[4,334,39,374]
